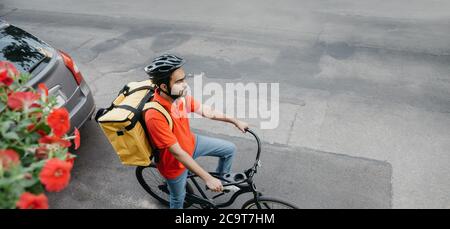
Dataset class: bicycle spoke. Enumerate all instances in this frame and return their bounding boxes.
[148,169,163,185]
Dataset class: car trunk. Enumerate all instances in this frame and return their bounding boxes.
[0,24,80,110]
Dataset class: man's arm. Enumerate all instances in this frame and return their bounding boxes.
[168,143,223,192]
[195,104,249,132]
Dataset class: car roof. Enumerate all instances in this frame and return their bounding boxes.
[0,19,9,29]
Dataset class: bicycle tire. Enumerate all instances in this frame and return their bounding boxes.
[241,196,299,209]
[135,165,194,208]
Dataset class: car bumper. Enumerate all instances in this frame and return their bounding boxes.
[66,80,96,133]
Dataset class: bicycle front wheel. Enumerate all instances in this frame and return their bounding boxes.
[135,165,193,208]
[242,197,299,209]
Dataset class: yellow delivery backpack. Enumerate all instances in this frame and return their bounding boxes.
[94,80,172,166]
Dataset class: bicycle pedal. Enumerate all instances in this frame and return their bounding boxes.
[159,183,169,193]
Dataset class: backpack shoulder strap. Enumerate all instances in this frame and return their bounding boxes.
[143,101,173,130]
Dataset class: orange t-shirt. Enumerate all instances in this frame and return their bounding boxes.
[144,89,200,179]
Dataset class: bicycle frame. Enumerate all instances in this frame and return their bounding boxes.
[180,172,258,209]
[137,128,298,209]
[181,129,265,209]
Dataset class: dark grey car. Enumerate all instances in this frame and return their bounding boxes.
[0,20,95,135]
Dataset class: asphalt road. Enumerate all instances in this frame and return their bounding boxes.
[1,0,449,208]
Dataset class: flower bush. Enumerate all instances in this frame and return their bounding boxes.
[0,61,80,209]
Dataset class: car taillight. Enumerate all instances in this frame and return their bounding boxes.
[58,50,83,85]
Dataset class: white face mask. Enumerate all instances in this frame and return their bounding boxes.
[162,82,188,100]
[170,83,187,98]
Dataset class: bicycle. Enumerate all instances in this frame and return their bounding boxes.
[136,128,298,209]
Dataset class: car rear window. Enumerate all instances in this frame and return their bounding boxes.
[0,25,51,74]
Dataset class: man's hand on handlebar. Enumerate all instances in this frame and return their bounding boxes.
[233,119,249,133]
[205,176,223,192]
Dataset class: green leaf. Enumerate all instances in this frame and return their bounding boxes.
[20,178,39,188]
[17,120,32,130]
[34,122,51,134]
[26,182,44,194]
[23,160,46,172]
[3,132,19,140]
[0,101,5,113]
[0,173,25,186]
[0,121,13,134]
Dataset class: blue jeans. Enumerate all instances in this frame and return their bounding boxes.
[166,134,236,209]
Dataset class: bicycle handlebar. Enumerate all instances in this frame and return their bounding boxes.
[244,128,261,170]
[205,128,262,192]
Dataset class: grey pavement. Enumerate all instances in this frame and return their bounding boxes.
[1,0,449,208]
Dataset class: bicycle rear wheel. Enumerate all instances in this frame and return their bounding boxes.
[135,165,193,208]
[242,197,299,209]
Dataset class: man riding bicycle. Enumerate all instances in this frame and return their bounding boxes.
[144,54,249,209]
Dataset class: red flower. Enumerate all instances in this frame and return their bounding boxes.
[16,192,49,209]
[30,103,42,109]
[0,149,20,170]
[38,83,48,97]
[47,108,70,137]
[36,130,48,137]
[0,69,13,86]
[0,61,18,86]
[39,158,72,192]
[7,91,40,110]
[39,135,72,148]
[74,128,80,150]
[27,124,36,132]
[0,61,20,77]
[66,153,75,168]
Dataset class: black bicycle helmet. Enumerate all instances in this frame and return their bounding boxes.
[144,54,185,81]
